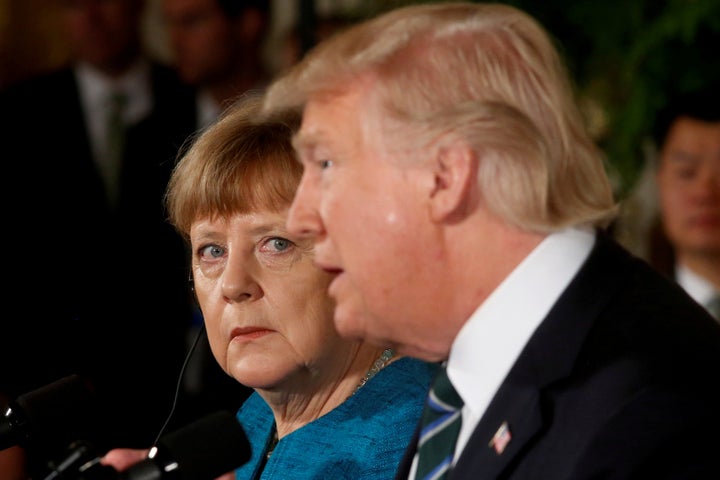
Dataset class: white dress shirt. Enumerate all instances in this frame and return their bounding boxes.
[408,226,596,480]
[75,59,152,176]
[676,263,720,315]
[196,89,222,131]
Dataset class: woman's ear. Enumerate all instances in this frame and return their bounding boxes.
[428,144,477,222]
[188,270,199,306]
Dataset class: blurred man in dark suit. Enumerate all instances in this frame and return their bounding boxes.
[0,0,198,473]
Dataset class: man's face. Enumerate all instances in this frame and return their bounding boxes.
[285,83,455,361]
[162,0,239,86]
[656,116,720,260]
[61,0,143,71]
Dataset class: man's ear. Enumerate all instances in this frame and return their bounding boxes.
[429,144,476,222]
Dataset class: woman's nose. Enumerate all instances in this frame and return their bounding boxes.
[221,261,262,302]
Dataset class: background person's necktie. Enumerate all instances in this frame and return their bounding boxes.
[103,90,128,204]
[414,365,464,480]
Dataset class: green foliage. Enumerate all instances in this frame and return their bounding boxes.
[587,0,719,197]
[498,0,720,197]
[348,0,720,197]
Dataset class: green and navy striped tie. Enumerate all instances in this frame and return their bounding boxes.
[415,366,463,480]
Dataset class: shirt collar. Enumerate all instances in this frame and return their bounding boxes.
[676,262,719,307]
[447,226,596,420]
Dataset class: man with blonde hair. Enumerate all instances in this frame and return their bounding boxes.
[262,2,720,478]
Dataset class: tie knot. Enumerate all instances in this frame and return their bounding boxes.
[415,365,464,480]
[429,367,463,412]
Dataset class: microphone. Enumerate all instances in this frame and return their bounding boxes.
[0,374,98,452]
[75,410,251,480]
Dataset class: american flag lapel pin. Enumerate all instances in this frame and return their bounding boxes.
[488,421,512,455]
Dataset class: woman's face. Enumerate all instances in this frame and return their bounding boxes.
[189,208,339,390]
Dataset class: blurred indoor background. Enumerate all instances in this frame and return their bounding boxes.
[1,0,718,254]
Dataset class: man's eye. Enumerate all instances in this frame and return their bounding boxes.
[320,159,333,170]
[676,168,696,180]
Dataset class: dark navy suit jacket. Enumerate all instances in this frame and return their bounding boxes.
[397,231,720,479]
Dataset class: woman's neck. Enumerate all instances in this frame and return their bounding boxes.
[259,345,397,438]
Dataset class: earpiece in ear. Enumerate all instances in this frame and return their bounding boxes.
[188,271,199,306]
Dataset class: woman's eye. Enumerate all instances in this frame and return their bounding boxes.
[199,244,225,259]
[320,159,333,170]
[268,237,292,252]
[260,237,295,254]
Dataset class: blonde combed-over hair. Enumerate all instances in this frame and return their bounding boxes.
[263,2,618,233]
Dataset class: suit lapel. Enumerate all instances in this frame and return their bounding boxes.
[451,384,542,479]
[450,231,632,479]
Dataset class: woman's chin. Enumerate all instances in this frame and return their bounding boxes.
[228,361,282,390]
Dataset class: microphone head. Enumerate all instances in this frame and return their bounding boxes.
[5,374,98,452]
[126,410,251,480]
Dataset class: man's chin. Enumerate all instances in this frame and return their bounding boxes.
[332,303,367,340]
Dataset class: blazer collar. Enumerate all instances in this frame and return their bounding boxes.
[451,231,632,478]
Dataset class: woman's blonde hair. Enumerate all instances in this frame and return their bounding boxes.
[263,2,618,232]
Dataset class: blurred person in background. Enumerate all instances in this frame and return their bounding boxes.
[650,87,720,320]
[277,12,358,75]
[162,0,272,130]
[0,0,198,474]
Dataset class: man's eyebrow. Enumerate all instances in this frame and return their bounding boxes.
[292,131,320,156]
[291,133,306,151]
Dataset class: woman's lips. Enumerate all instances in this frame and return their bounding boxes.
[230,327,273,342]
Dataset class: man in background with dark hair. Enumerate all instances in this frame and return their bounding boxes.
[162,0,272,129]
[650,88,720,319]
